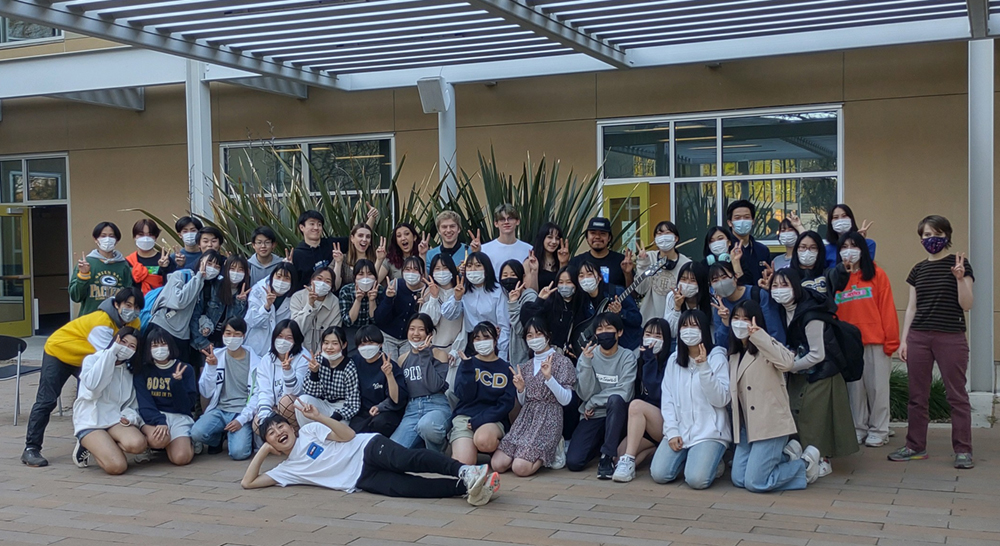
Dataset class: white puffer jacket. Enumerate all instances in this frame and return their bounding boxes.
[73,346,141,434]
[660,346,732,447]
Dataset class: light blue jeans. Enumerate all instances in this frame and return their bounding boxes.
[731,428,807,493]
[390,393,451,452]
[190,408,253,461]
[649,440,727,489]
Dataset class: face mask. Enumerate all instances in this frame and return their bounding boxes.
[731,219,753,236]
[473,339,494,356]
[731,320,750,340]
[465,270,486,285]
[151,346,170,362]
[205,266,221,279]
[97,236,117,252]
[778,231,797,248]
[181,232,198,246]
[771,287,794,304]
[432,271,453,285]
[709,239,729,256]
[229,271,245,284]
[115,343,135,361]
[136,236,155,251]
[643,337,664,353]
[712,278,736,298]
[832,218,853,234]
[313,280,332,297]
[271,279,291,295]
[358,344,380,360]
[222,336,243,351]
[922,236,948,255]
[557,285,575,299]
[840,248,861,265]
[402,272,422,286]
[409,339,425,351]
[500,278,519,292]
[655,234,677,251]
[679,327,702,347]
[322,351,342,362]
[596,332,617,351]
[797,249,818,267]
[119,307,137,323]
[579,277,598,293]
[677,282,698,298]
[356,277,376,292]
[273,338,293,355]
[527,336,548,352]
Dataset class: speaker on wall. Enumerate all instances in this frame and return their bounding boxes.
[417,76,452,114]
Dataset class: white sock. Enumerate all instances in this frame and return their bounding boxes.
[620,454,635,463]
[459,465,476,477]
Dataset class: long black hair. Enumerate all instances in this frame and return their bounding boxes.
[675,309,713,368]
[465,251,498,292]
[703,226,736,258]
[729,300,766,357]
[532,222,564,273]
[270,319,305,359]
[219,254,250,306]
[789,230,827,278]
[825,203,859,245]
[837,231,875,282]
[429,253,459,286]
[675,261,711,317]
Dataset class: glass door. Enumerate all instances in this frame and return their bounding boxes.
[0,207,31,337]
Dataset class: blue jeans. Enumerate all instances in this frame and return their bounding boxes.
[190,408,253,461]
[390,394,451,452]
[649,440,727,489]
[730,429,807,493]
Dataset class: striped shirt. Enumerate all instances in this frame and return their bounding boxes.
[906,255,974,333]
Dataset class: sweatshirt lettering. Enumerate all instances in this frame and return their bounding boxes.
[596,373,619,384]
[475,369,509,389]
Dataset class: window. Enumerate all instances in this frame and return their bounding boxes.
[0,17,60,45]
[600,107,841,259]
[0,155,68,204]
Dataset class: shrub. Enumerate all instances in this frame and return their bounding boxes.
[889,368,951,422]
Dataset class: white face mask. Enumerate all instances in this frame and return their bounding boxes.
[797,249,818,267]
[473,339,494,356]
[731,320,750,340]
[205,266,221,279]
[115,343,135,361]
[181,232,198,246]
[655,234,677,252]
[229,271,245,284]
[832,218,853,234]
[312,280,332,297]
[151,346,170,362]
[709,239,729,256]
[557,285,575,299]
[465,270,486,285]
[358,344,380,360]
[356,277,376,292]
[409,339,425,350]
[771,287,794,304]
[322,351,342,362]
[222,336,243,352]
[679,327,702,347]
[97,236,117,252]
[271,279,291,295]
[402,272,421,286]
[579,276,598,293]
[273,338,293,355]
[778,231,798,248]
[136,236,156,252]
[840,248,861,265]
[677,282,698,298]
[432,270,453,285]
[643,336,664,353]
[526,336,548,352]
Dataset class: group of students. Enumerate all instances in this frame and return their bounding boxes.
[18,198,976,502]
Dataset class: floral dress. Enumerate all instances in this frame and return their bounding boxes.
[497,352,576,465]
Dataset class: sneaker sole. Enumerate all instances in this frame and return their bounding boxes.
[21,459,48,468]
[469,473,500,506]
[888,454,928,462]
[611,472,634,483]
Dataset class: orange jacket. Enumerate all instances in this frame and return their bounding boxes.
[125,252,167,294]
[834,266,900,355]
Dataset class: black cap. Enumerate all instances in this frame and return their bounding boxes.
[586,217,612,234]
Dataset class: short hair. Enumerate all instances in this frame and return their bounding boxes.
[175,216,203,233]
[523,316,552,341]
[402,255,425,273]
[435,210,461,228]
[114,286,145,309]
[198,226,224,246]
[352,259,377,278]
[141,326,179,370]
[297,210,324,227]
[471,321,498,342]
[320,325,347,347]
[595,312,624,333]
[917,215,953,248]
[224,317,248,334]
[653,220,680,238]
[131,219,161,238]
[200,249,223,268]
[407,313,436,336]
[258,413,289,443]
[727,199,756,220]
[499,259,525,281]
[270,319,305,358]
[355,325,384,346]
[493,203,519,221]
[310,266,334,283]
[92,221,122,241]
[708,261,736,281]
[251,225,277,243]
[269,262,297,288]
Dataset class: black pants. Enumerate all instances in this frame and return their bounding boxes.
[350,410,403,437]
[562,391,582,441]
[355,435,465,498]
[565,394,628,471]
[25,352,80,450]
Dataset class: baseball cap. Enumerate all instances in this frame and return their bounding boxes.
[586,217,612,234]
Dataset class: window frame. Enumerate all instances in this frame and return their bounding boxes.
[0,153,70,206]
[0,17,63,49]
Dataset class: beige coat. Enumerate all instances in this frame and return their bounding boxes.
[729,329,798,444]
[290,288,342,356]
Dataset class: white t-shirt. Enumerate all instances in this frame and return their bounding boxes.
[482,239,532,272]
[265,423,375,492]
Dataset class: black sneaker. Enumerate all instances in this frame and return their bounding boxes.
[73,440,90,468]
[207,443,225,455]
[597,455,615,480]
[21,448,48,467]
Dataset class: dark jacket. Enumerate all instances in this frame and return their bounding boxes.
[373,281,422,339]
[637,348,669,408]
[580,282,643,351]
[520,292,590,352]
[189,279,249,351]
[354,352,408,415]
[781,289,841,383]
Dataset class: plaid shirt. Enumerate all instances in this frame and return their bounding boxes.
[338,283,384,327]
[302,358,360,421]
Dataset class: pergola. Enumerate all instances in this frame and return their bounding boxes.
[0,0,995,402]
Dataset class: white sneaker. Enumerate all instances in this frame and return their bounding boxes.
[888,428,896,437]
[612,455,635,483]
[132,449,153,464]
[461,464,489,504]
[818,457,832,477]
[783,439,803,461]
[193,441,205,455]
[802,446,821,484]
[715,459,726,479]
[73,440,90,468]
[468,472,500,506]
[549,438,566,470]
[865,435,888,448]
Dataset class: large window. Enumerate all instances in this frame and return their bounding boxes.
[0,17,60,45]
[600,107,841,259]
[0,155,69,204]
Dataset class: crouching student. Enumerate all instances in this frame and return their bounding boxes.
[190,318,259,460]
[253,320,310,433]
[350,327,407,436]
[293,326,360,427]
[133,327,198,466]
[450,322,516,465]
[72,327,148,474]
[567,313,637,479]
[390,314,452,452]
[241,402,500,507]
[648,310,731,489]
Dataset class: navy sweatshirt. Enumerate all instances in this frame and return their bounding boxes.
[373,281,422,339]
[452,356,516,429]
[638,349,669,408]
[133,361,198,426]
[353,351,409,415]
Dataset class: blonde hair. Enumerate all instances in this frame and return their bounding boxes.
[435,210,461,228]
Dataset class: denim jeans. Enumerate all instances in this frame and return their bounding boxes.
[731,428,807,493]
[389,394,451,452]
[649,440,727,489]
[190,408,253,460]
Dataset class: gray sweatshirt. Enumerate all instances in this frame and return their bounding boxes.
[248,253,281,287]
[150,270,204,340]
[576,346,637,418]
[507,288,537,366]
[400,348,449,399]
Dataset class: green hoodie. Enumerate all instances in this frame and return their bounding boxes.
[69,249,133,315]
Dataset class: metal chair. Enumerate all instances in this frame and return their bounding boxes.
[0,335,32,426]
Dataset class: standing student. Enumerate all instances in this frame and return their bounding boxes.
[891,215,975,469]
[524,222,570,291]
[70,221,134,316]
[424,211,468,274]
[293,327,360,427]
[190,253,250,363]
[390,314,452,451]
[133,327,198,466]
[71,327,147,474]
[520,267,588,354]
[481,203,533,272]
[569,217,632,289]
[126,218,175,294]
[635,221,691,325]
[499,260,537,367]
[290,267,342,355]
[245,263,296,358]
[172,216,204,271]
[190,318,258,460]
[567,313,637,479]
[702,226,737,267]
[832,232,899,447]
[576,261,643,350]
[338,259,384,352]
[442,252,511,360]
[708,261,785,348]
[792,203,877,268]
[198,226,225,254]
[374,257,427,360]
[349,326,408,436]
[148,254,212,364]
[22,287,144,468]
[252,320,310,431]
[291,211,345,291]
[381,222,422,283]
[663,262,712,339]
[788,231,830,295]
[335,223,380,292]
[248,226,281,287]
[773,217,798,271]
[726,199,771,286]
[420,254,467,363]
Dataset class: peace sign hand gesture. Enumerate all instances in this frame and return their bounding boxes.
[509,364,525,393]
[201,346,217,367]
[283,248,294,263]
[711,296,730,326]
[171,363,188,381]
[366,202,379,223]
[454,275,466,301]
[788,210,804,232]
[237,285,251,301]
[692,343,707,366]
[425,274,440,299]
[158,246,171,268]
[581,341,596,359]
[858,219,874,239]
[730,242,743,263]
[376,237,387,261]
[952,252,967,280]
[174,247,186,268]
[332,242,343,266]
[307,353,320,373]
[77,252,91,275]
[418,233,430,257]
[380,353,393,376]
[636,238,648,260]
[525,250,539,274]
[467,229,482,253]
[281,353,292,371]
[748,316,762,336]
[758,263,774,290]
[538,281,557,300]
[307,282,319,306]
[385,278,398,298]
[507,280,524,303]
[264,286,277,311]
[540,354,553,380]
[558,239,570,266]
[621,249,634,274]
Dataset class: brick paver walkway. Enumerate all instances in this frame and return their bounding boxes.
[0,372,997,546]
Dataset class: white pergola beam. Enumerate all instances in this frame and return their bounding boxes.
[967,0,989,39]
[464,0,631,69]
[48,87,144,110]
[186,59,213,220]
[225,76,308,99]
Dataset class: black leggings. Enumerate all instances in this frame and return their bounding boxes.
[355,435,465,498]
[350,410,403,437]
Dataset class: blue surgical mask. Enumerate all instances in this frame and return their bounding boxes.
[732,219,753,236]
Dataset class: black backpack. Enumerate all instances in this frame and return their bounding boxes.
[802,311,865,382]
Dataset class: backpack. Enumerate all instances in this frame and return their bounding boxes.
[139,286,163,333]
[802,311,865,382]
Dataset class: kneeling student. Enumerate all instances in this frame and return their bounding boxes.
[294,326,360,427]
[241,401,500,507]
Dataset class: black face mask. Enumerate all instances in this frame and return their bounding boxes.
[596,332,617,350]
[500,278,520,292]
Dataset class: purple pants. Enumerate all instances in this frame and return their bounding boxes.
[904,330,972,454]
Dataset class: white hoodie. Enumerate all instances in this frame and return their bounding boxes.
[250,351,310,421]
[660,346,732,447]
[198,345,262,426]
[73,347,141,434]
[245,277,292,357]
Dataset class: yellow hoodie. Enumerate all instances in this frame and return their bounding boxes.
[45,299,140,367]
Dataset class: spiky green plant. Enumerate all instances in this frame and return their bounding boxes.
[889,368,951,421]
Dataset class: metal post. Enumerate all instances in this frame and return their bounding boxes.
[185,60,214,220]
[968,39,994,397]
[438,82,457,201]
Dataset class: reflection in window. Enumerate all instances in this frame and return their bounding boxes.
[1,17,60,44]
[723,177,837,240]
[722,112,837,176]
[309,140,391,192]
[675,182,718,261]
[675,120,717,178]
[224,145,302,195]
[608,196,642,251]
[1,157,68,204]
[601,123,669,179]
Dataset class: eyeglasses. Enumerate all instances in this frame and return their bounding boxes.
[496,217,516,224]
[253,240,273,247]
